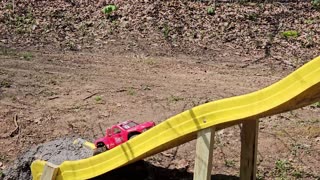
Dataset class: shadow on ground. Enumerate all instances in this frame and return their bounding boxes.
[92,160,239,180]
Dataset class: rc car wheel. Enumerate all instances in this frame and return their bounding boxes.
[129,134,138,139]
[93,143,107,156]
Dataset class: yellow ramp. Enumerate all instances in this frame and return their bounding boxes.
[31,56,320,180]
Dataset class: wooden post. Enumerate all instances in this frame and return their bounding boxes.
[193,127,216,180]
[41,162,59,180]
[240,119,259,180]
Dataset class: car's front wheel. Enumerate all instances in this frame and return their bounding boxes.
[129,134,139,140]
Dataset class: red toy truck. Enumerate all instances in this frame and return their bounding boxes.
[93,120,155,155]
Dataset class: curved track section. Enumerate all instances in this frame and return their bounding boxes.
[31,56,320,180]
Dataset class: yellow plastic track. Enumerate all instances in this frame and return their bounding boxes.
[31,56,320,180]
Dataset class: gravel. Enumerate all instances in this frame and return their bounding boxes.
[2,137,92,180]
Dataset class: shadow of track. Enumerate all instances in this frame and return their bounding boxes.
[92,161,239,180]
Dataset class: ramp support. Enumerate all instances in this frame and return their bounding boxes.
[193,127,216,180]
[240,119,259,180]
[41,162,59,180]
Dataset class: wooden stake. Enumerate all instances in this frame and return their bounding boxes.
[193,127,216,180]
[240,119,259,180]
[41,162,59,180]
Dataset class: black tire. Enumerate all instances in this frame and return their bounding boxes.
[129,134,138,140]
[93,143,107,156]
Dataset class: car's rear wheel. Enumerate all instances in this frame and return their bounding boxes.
[93,143,107,156]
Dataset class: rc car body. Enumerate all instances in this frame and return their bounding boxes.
[94,120,155,151]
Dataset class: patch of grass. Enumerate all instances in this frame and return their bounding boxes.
[311,0,320,9]
[307,126,320,137]
[281,30,299,38]
[256,170,264,180]
[163,24,170,39]
[314,101,320,108]
[102,5,117,15]
[301,32,315,48]
[72,105,81,112]
[207,7,215,15]
[94,96,102,102]
[168,95,184,102]
[65,41,78,51]
[141,84,151,91]
[16,27,26,34]
[304,19,314,24]
[224,159,235,167]
[310,118,319,124]
[292,170,304,178]
[0,47,18,56]
[0,154,8,162]
[246,13,258,21]
[127,87,136,96]
[143,58,156,65]
[42,90,56,97]
[274,159,291,179]
[5,3,13,10]
[8,11,35,34]
[239,0,249,5]
[0,79,12,88]
[21,52,34,60]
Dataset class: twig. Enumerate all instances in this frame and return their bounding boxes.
[83,92,99,100]
[48,96,59,100]
[166,146,179,168]
[10,114,19,137]
[0,114,20,139]
[98,122,104,136]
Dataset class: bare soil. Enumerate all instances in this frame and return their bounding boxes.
[0,48,319,179]
[0,0,319,179]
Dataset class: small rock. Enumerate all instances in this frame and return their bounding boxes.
[32,25,37,31]
[217,129,224,136]
[175,159,189,170]
[160,152,173,157]
[101,111,110,117]
[34,118,42,124]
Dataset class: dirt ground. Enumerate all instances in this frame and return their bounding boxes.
[0,1,320,179]
[0,47,319,179]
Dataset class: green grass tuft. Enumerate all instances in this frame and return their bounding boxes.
[281,30,299,38]
[21,52,34,60]
[207,7,215,15]
[94,96,102,102]
[102,5,117,15]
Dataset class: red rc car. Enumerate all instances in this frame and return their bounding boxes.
[93,120,155,155]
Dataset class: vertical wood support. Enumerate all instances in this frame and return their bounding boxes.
[41,162,59,180]
[240,119,259,180]
[194,127,216,180]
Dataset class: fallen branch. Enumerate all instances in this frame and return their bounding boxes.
[98,122,104,136]
[0,114,20,139]
[83,92,99,100]
[48,96,59,100]
[10,114,19,137]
